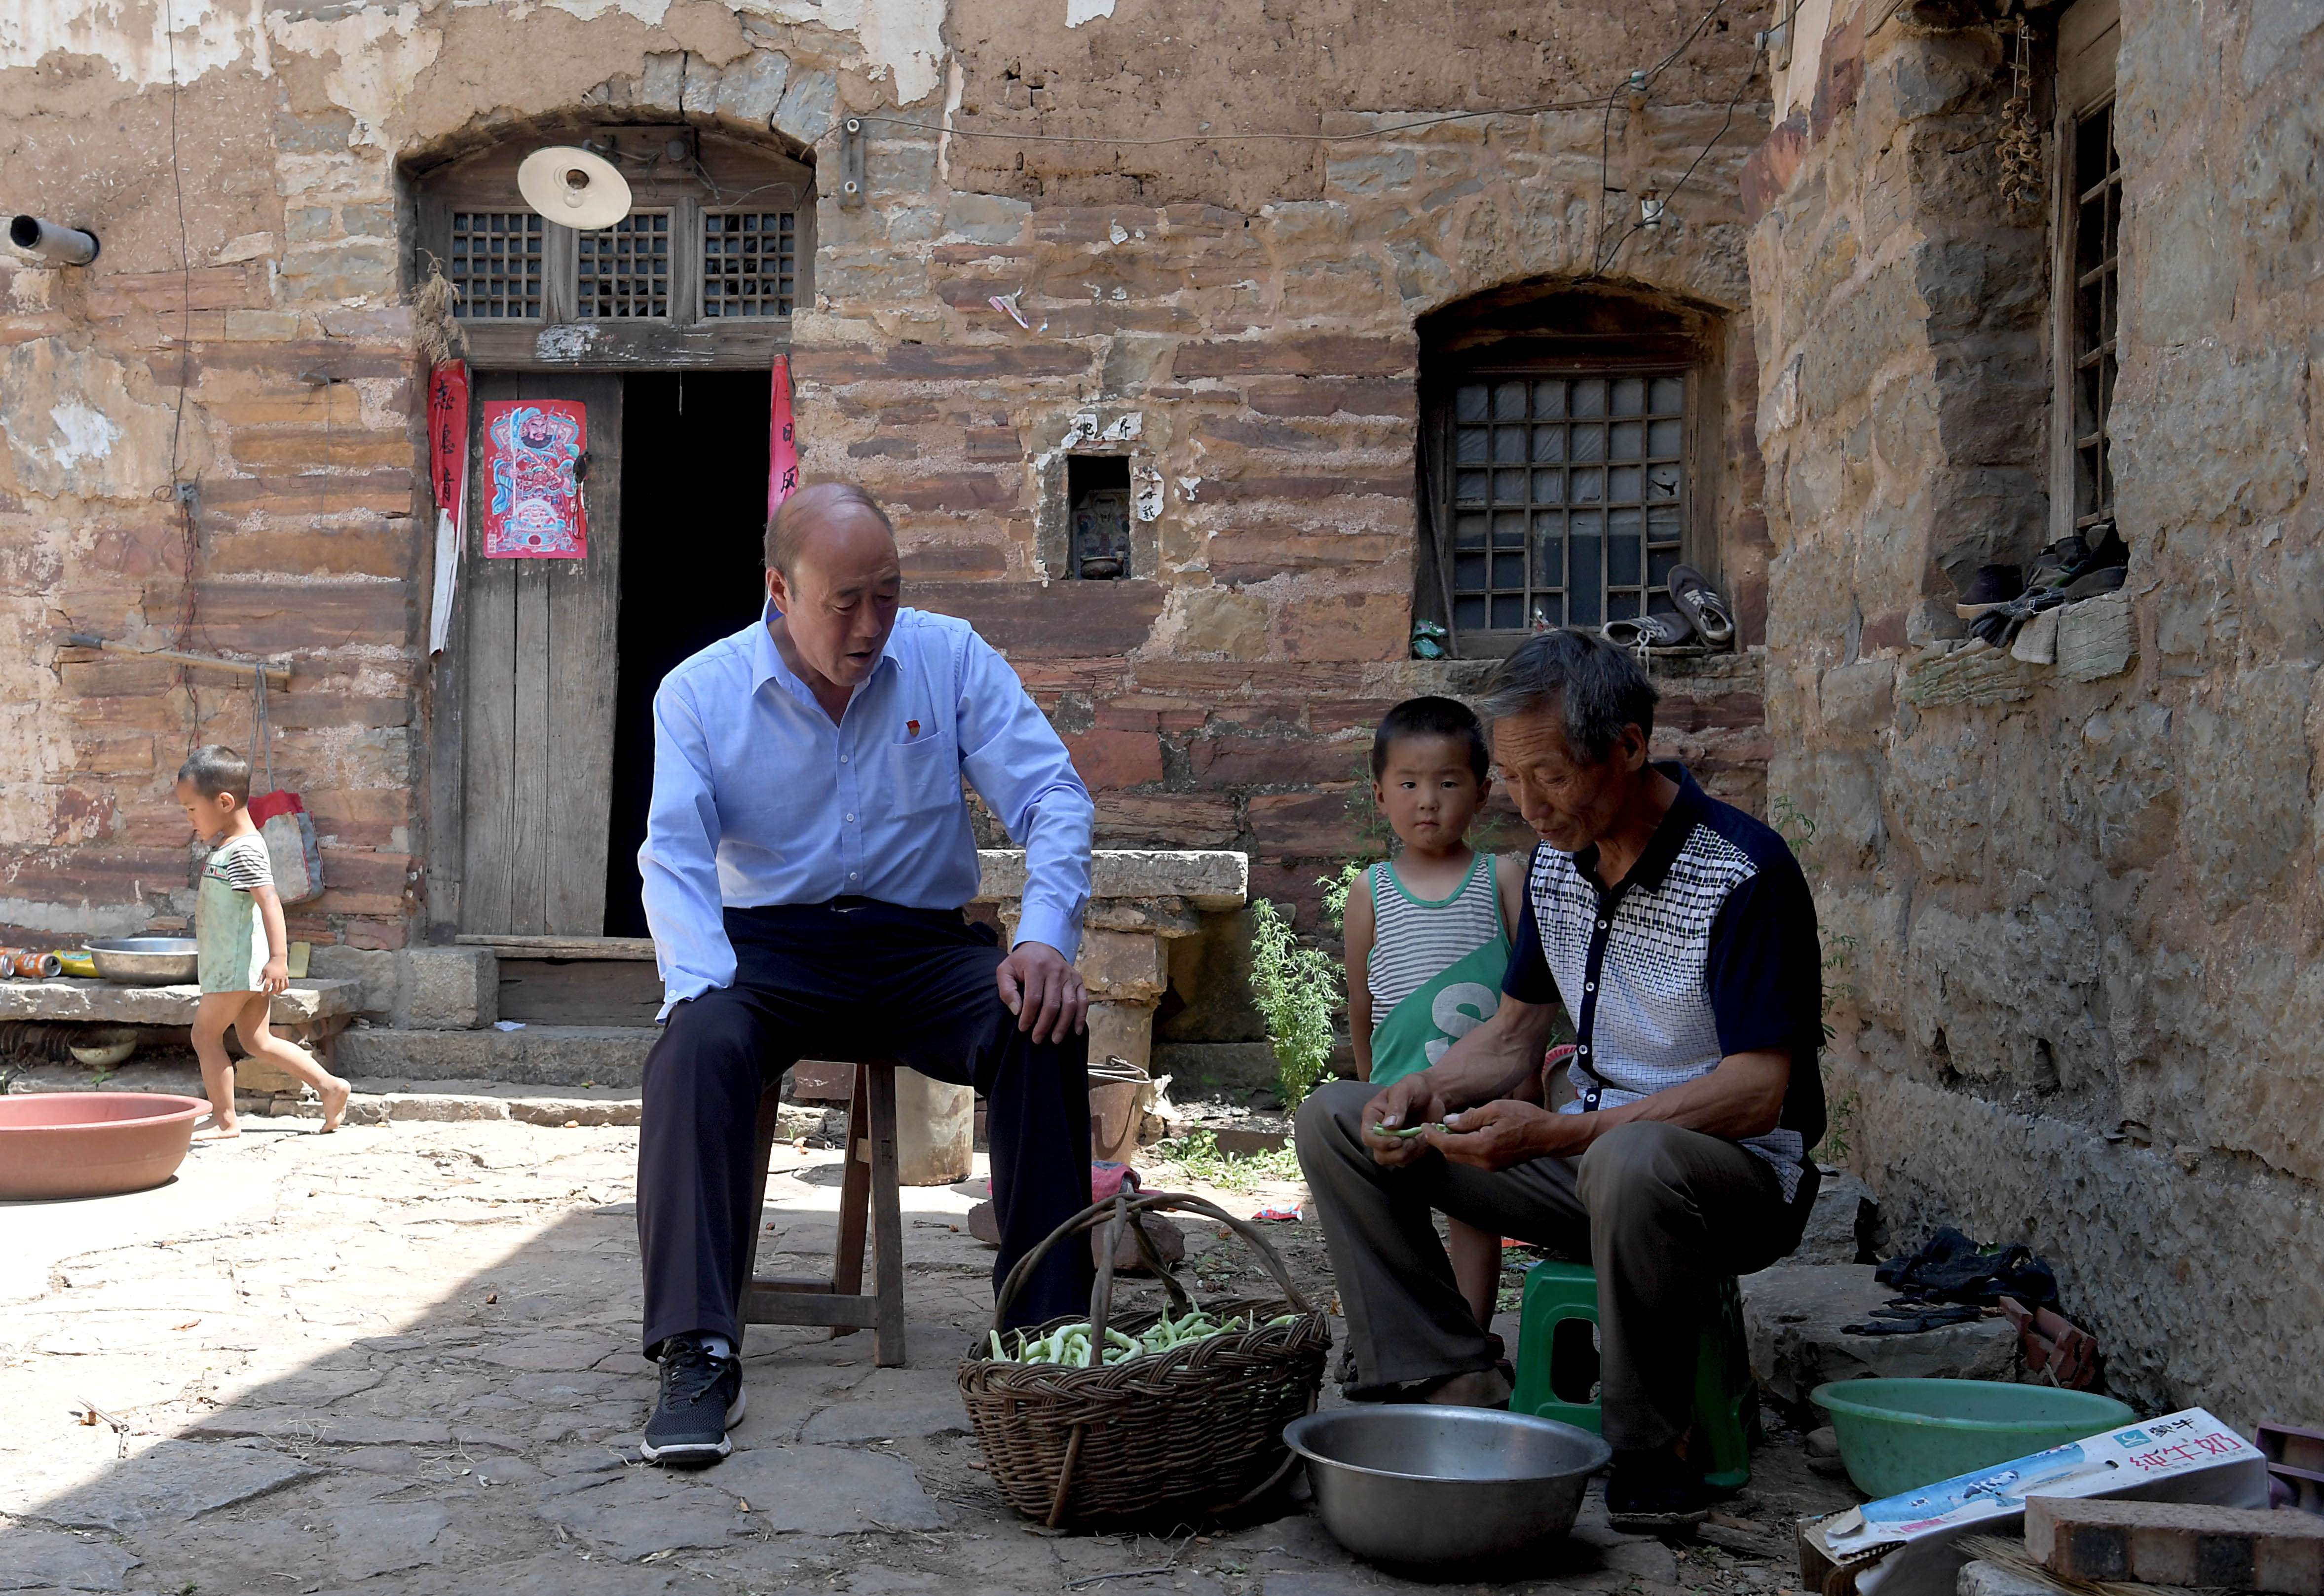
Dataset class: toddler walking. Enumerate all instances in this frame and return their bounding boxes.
[1343,697,1530,1333]
[175,745,350,1138]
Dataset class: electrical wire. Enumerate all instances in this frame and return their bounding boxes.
[1587,26,1767,279]
[1589,0,1738,275]
[160,0,201,738]
[828,97,1611,152]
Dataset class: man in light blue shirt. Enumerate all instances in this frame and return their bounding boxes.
[634,482,1096,1467]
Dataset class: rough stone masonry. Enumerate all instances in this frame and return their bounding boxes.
[0,0,1770,966]
[1744,0,2324,1428]
[6,0,2323,1502]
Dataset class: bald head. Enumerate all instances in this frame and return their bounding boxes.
[763,481,903,696]
[765,481,896,579]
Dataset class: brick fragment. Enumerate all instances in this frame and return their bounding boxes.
[1173,333,1414,379]
[911,579,1163,658]
[85,265,266,317]
[2025,1496,2324,1594]
[879,471,1014,510]
[1062,728,1164,789]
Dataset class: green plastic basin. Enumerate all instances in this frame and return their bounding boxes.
[1811,1378,2137,1499]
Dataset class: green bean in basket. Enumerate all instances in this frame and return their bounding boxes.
[984,1308,1302,1367]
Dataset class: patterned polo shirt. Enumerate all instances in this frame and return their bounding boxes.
[1501,763,1826,1200]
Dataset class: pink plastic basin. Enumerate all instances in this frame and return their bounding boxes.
[0,1093,208,1200]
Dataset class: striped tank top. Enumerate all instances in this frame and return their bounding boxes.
[1365,853,1508,1032]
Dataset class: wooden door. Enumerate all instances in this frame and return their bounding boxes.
[457,373,624,935]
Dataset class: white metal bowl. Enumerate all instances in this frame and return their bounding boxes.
[87,937,201,986]
[1284,1406,1612,1568]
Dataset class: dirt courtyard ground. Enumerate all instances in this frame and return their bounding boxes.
[0,1115,1853,1594]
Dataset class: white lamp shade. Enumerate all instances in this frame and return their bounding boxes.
[516,146,633,231]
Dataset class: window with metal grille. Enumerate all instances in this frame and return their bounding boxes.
[447,211,544,319]
[1443,372,1689,638]
[701,211,798,317]
[577,212,671,318]
[2068,98,2120,532]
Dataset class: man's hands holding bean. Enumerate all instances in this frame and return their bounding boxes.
[1364,1075,1563,1173]
[1361,1073,1449,1168]
[996,940,1088,1045]
[1426,1099,1562,1171]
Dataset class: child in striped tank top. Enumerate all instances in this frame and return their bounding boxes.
[1343,698,1530,1333]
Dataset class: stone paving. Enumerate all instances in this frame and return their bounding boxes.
[0,1116,1854,1594]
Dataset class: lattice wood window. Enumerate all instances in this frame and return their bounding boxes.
[448,212,545,319]
[702,211,798,317]
[414,125,812,363]
[1445,372,1689,636]
[2051,0,2123,543]
[2067,99,2120,532]
[577,213,672,319]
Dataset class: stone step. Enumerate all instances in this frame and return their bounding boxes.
[1740,1260,2020,1410]
[5,1060,684,1133]
[326,1081,833,1135]
[335,1023,657,1089]
[339,1079,648,1127]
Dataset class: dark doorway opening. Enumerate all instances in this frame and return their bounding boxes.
[603,369,773,936]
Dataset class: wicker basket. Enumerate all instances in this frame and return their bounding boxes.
[957,1189,1331,1527]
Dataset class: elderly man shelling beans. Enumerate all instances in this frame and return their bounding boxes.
[1296,629,1827,1532]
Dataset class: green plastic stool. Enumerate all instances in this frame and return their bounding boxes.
[1507,1260,1760,1489]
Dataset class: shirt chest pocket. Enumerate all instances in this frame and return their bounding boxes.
[886,734,961,818]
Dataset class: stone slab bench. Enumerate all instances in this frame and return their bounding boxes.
[1740,1260,2019,1409]
[974,848,1248,1076]
[336,1023,657,1089]
[0,977,359,1026]
[0,978,362,1092]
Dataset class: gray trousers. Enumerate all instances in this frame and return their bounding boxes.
[1295,1080,1813,1451]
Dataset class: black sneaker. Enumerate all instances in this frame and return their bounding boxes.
[1605,1446,1713,1533]
[640,1336,744,1467]
[1953,563,2024,619]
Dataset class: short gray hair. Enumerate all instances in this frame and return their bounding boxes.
[1477,629,1659,763]
[764,481,895,577]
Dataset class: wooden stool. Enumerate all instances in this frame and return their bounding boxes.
[740,1060,908,1368]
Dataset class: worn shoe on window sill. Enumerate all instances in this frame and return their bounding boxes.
[1953,563,2025,619]
[1602,614,1693,650]
[2060,564,2127,602]
[641,1334,745,1467]
[1666,566,1736,646]
[2033,527,2129,592]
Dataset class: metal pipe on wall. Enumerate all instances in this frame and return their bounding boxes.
[7,216,99,266]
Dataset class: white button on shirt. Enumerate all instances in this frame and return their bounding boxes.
[638,604,1094,1017]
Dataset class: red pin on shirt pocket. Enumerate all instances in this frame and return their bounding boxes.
[888,730,958,816]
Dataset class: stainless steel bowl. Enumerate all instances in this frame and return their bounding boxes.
[1285,1406,1612,1568]
[87,937,201,986]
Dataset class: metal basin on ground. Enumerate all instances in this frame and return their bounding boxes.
[87,937,200,986]
[1285,1406,1612,1568]
[0,1093,209,1200]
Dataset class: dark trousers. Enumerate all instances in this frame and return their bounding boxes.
[637,901,1093,1356]
[1296,1080,1813,1450]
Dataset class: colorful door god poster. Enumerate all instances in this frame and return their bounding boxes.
[481,400,588,559]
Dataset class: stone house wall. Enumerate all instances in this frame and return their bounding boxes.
[1749,0,2324,1425]
[0,0,1776,956]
